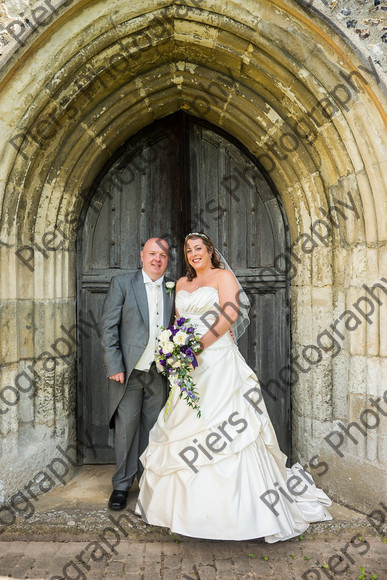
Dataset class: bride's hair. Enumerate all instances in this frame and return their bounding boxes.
[184,232,224,281]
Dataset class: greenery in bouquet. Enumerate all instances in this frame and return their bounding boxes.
[156,317,203,418]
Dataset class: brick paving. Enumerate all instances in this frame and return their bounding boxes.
[0,536,386,580]
[0,468,385,579]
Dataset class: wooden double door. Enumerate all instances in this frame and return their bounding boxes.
[77,112,291,463]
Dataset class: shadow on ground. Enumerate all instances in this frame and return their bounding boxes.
[1,466,384,543]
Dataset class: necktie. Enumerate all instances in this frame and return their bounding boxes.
[150,282,159,311]
[149,282,160,357]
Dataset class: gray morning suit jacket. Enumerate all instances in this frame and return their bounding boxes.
[100,269,175,427]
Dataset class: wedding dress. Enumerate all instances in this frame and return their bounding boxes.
[136,287,332,542]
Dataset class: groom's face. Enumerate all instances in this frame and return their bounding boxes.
[141,238,169,281]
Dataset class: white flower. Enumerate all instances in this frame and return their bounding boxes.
[174,331,188,345]
[163,341,175,353]
[172,360,182,369]
[165,281,175,296]
[159,329,172,343]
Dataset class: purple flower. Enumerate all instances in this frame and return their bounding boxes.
[191,354,198,369]
[177,317,186,326]
[187,326,195,333]
[160,360,166,367]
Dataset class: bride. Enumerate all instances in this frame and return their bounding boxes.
[135,232,332,542]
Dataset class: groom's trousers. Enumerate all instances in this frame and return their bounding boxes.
[112,362,168,491]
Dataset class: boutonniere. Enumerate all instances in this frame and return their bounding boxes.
[165,281,175,297]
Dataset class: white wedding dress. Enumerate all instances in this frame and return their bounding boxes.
[136,287,332,542]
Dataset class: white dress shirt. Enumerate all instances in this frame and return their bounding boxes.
[135,270,164,371]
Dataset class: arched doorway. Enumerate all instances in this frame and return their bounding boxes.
[77,112,291,463]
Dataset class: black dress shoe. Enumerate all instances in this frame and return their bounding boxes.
[108,490,128,510]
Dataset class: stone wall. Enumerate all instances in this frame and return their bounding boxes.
[0,0,386,516]
[1,1,386,68]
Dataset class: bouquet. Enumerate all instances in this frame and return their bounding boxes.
[156,317,203,418]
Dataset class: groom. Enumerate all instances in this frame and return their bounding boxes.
[101,238,175,510]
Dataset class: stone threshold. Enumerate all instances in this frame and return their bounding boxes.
[0,466,383,542]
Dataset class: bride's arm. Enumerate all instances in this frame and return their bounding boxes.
[200,270,239,350]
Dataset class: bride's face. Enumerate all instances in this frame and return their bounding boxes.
[185,238,213,272]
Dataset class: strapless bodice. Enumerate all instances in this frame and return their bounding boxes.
[176,286,220,315]
[175,286,233,347]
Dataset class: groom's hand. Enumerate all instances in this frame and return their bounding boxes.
[109,372,125,383]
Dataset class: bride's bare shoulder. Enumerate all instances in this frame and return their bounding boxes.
[214,268,236,283]
[176,276,190,291]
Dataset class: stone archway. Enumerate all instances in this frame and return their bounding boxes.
[0,0,385,512]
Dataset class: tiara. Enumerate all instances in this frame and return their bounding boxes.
[184,232,209,240]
